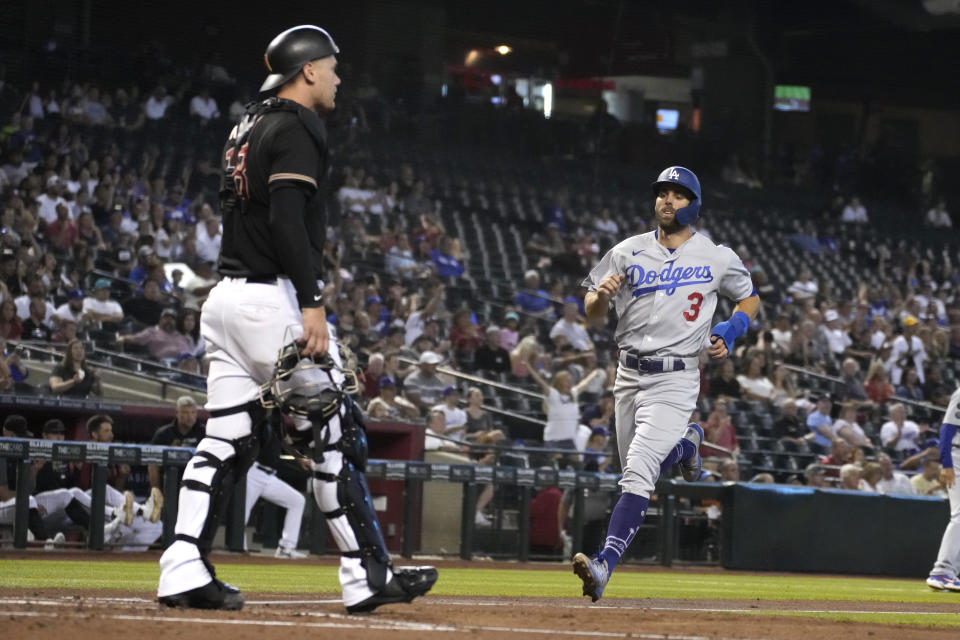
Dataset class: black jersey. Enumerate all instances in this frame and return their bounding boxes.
[217,98,329,307]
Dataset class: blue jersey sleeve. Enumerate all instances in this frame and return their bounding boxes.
[940,423,957,469]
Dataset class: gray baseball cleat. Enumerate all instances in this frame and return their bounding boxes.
[680,423,704,482]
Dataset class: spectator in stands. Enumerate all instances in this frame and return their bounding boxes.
[22,297,53,341]
[46,202,77,251]
[770,314,793,354]
[118,308,191,362]
[463,387,505,448]
[837,358,869,404]
[53,288,86,328]
[1,250,19,297]
[514,270,552,317]
[509,335,543,378]
[15,275,56,322]
[582,426,612,473]
[144,85,175,121]
[48,338,100,397]
[429,236,464,278]
[385,233,423,280]
[36,179,68,226]
[864,360,894,405]
[839,463,861,490]
[887,316,927,386]
[895,367,925,401]
[702,398,739,458]
[719,459,740,482]
[403,280,445,346]
[911,458,946,497]
[773,399,808,447]
[473,325,510,375]
[821,309,851,358]
[499,311,520,351]
[924,199,952,229]
[786,268,818,301]
[736,349,774,402]
[188,86,220,124]
[0,299,21,339]
[582,389,615,434]
[807,394,835,452]
[708,359,741,400]
[860,462,884,492]
[148,396,205,490]
[549,299,593,353]
[195,214,222,264]
[0,339,29,392]
[449,308,480,367]
[840,196,868,224]
[880,403,922,458]
[875,452,915,495]
[122,278,167,326]
[82,278,123,326]
[431,386,468,441]
[832,402,872,451]
[527,363,604,453]
[372,376,419,420]
[769,362,797,408]
[803,463,826,487]
[403,351,452,414]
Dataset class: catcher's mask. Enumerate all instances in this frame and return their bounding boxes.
[259,339,360,419]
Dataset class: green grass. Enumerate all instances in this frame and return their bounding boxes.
[2,559,957,627]
[731,610,960,628]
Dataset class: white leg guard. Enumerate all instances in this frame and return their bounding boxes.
[158,437,237,598]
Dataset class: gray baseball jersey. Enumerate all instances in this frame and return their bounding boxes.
[583,231,754,357]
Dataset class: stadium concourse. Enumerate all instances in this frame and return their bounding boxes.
[0,37,958,563]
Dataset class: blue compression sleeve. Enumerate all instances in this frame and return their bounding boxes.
[940,423,957,469]
[711,310,750,350]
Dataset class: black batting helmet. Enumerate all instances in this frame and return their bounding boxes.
[260,25,339,93]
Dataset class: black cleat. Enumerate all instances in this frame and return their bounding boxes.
[158,579,244,611]
[346,566,438,614]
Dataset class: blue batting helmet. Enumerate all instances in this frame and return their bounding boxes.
[651,166,702,226]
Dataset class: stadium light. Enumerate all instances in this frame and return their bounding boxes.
[496,45,512,55]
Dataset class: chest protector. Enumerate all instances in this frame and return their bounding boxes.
[219,97,328,216]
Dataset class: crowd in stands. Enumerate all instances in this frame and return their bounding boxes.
[1,54,959,523]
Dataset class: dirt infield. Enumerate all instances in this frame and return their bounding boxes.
[2,554,959,639]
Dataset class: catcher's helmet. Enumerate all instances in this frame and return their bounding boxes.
[651,166,702,226]
[260,25,339,93]
[259,339,360,418]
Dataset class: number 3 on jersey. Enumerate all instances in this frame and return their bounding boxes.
[225,142,250,199]
[683,292,703,321]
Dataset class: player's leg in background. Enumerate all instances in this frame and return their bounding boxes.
[243,465,269,551]
[1,495,49,540]
[930,474,960,578]
[259,472,305,555]
[34,488,90,532]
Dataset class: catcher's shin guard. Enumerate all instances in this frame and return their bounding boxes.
[315,455,391,591]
